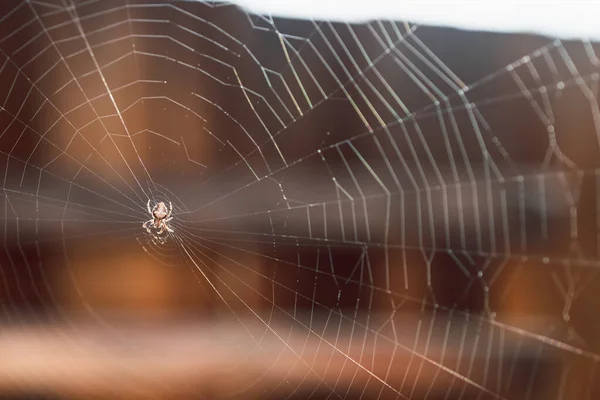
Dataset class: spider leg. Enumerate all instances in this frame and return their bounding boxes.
[161,217,174,233]
[147,200,152,215]
[151,235,165,246]
[143,220,153,233]
[166,201,173,218]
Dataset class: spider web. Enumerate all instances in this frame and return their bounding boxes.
[0,0,599,399]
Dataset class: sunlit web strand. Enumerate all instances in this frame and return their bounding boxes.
[25,2,154,206]
[181,226,600,270]
[181,231,600,367]
[17,3,580,212]
[174,227,514,399]
[180,55,588,220]
[0,1,599,398]
[0,48,152,214]
[170,230,346,399]
[63,0,162,201]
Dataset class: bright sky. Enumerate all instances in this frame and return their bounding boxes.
[226,0,600,41]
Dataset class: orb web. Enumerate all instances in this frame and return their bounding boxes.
[0,0,599,399]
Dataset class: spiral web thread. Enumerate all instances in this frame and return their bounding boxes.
[0,0,599,398]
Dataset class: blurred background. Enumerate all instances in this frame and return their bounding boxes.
[0,0,599,399]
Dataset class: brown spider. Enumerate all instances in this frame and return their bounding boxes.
[143,200,174,235]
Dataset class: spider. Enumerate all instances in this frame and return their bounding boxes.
[143,200,174,235]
